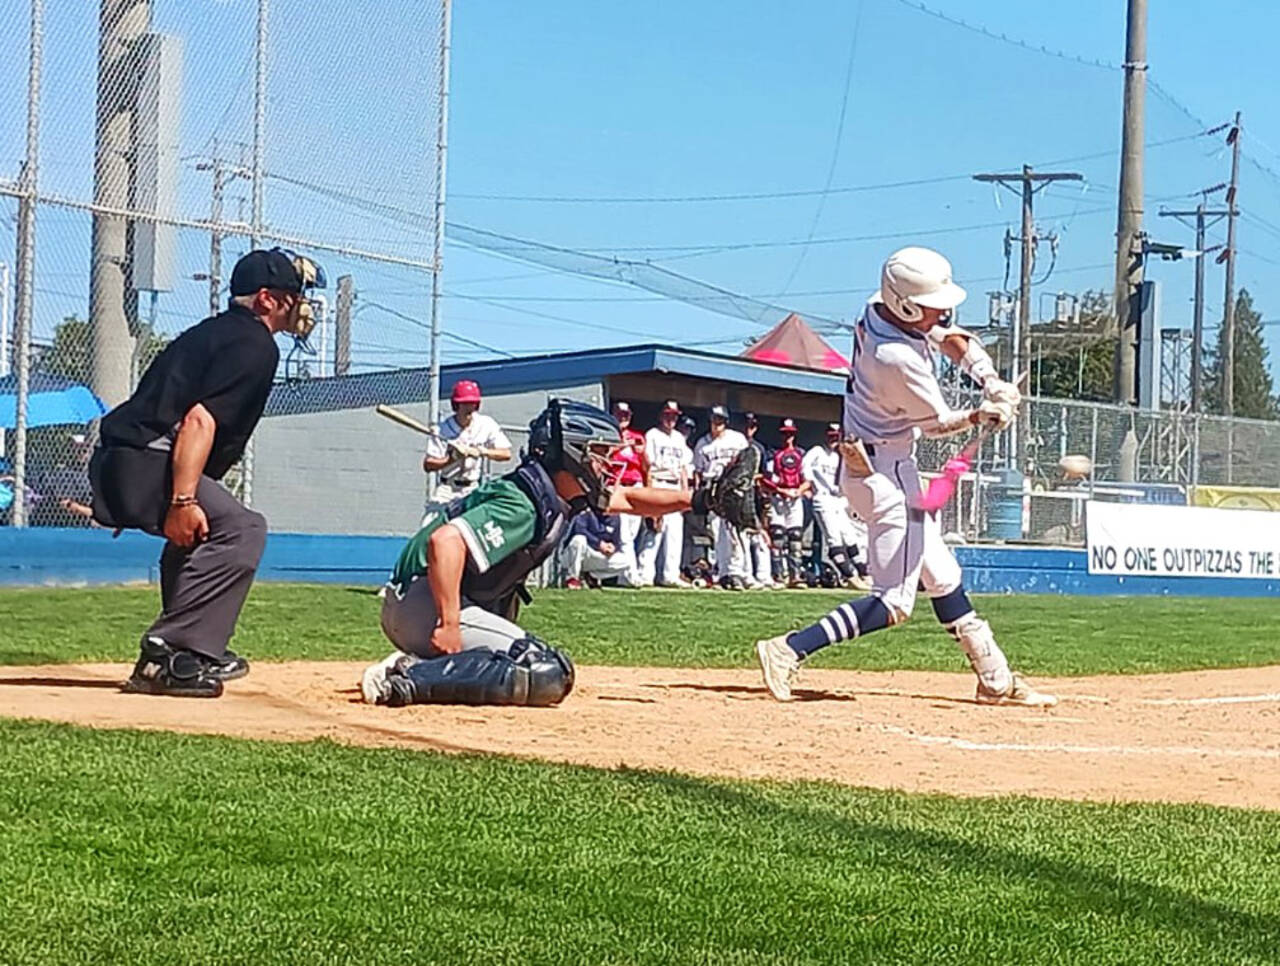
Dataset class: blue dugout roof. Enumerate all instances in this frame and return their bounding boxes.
[266,343,846,418]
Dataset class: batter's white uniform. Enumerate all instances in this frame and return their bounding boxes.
[840,304,965,617]
[423,413,512,505]
[636,426,693,586]
[694,429,749,581]
[801,444,867,550]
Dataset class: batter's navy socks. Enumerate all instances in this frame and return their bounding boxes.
[786,596,893,657]
[123,637,223,698]
[203,648,250,682]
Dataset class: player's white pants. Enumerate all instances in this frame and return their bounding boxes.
[709,512,748,580]
[840,444,962,619]
[380,576,524,657]
[812,494,866,552]
[636,499,685,586]
[768,494,805,530]
[422,480,480,526]
[560,534,637,585]
[615,496,643,583]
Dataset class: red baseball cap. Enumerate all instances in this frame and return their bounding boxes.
[780,418,797,434]
[451,380,482,404]
[661,400,680,414]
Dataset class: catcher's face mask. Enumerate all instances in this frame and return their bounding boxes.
[578,440,627,512]
[272,248,327,341]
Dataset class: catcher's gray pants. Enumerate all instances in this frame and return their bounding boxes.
[380,575,524,658]
[147,476,267,659]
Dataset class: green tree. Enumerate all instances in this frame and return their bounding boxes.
[39,315,169,386]
[1205,289,1277,420]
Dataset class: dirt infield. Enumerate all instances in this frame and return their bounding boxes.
[2,661,1278,809]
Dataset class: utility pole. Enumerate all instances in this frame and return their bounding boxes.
[973,166,1081,469]
[334,274,354,377]
[90,0,151,410]
[1221,112,1242,418]
[1113,0,1147,408]
[195,149,248,317]
[1158,196,1227,414]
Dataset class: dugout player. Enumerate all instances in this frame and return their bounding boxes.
[360,398,750,706]
[759,418,810,587]
[740,412,775,589]
[802,423,871,589]
[694,405,750,590]
[91,248,325,698]
[608,399,648,584]
[756,247,1055,707]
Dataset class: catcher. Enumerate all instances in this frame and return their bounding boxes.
[361,398,760,707]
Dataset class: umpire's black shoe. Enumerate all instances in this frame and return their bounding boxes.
[122,638,223,698]
[204,649,250,682]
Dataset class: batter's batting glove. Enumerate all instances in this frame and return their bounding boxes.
[982,377,1022,408]
[975,399,1015,431]
[691,447,762,531]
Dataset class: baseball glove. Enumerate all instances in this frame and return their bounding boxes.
[702,447,763,531]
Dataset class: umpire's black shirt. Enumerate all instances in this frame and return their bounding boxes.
[100,304,278,480]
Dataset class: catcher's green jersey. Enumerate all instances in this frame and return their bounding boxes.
[388,478,537,596]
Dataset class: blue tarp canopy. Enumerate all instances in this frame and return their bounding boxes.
[0,372,108,429]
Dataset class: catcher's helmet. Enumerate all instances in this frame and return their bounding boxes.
[527,398,623,512]
[873,247,966,323]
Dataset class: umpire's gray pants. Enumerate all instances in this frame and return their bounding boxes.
[147,476,267,659]
[380,576,524,658]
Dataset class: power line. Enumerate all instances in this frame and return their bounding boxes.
[779,0,865,295]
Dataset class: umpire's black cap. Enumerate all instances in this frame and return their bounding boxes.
[230,249,305,296]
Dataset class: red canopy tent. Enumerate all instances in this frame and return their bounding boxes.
[740,313,849,372]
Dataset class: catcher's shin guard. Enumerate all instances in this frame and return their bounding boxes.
[785,527,804,580]
[384,637,575,708]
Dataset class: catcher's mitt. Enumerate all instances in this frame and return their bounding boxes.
[703,447,762,530]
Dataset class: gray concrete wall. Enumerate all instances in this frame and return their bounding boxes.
[251,382,604,534]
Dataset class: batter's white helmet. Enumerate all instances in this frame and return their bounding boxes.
[873,247,967,323]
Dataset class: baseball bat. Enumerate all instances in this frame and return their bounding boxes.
[375,404,437,437]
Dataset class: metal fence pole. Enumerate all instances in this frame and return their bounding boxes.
[241,0,268,509]
[427,0,452,436]
[1191,414,1201,487]
[1088,406,1098,500]
[11,0,44,529]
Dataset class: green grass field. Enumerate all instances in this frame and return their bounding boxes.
[1,583,1277,675]
[3,585,1280,963]
[2,720,1278,965]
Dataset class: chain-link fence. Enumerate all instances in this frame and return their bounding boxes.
[1,0,447,526]
[915,390,1280,545]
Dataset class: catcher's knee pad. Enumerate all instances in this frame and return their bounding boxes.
[385,636,575,708]
[768,524,787,547]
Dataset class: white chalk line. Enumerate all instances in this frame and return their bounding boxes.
[1140,692,1280,707]
[873,723,1280,759]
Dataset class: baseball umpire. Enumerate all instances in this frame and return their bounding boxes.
[360,397,760,707]
[90,248,324,698]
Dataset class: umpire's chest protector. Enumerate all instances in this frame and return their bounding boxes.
[459,459,570,607]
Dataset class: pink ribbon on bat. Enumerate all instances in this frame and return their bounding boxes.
[915,452,972,513]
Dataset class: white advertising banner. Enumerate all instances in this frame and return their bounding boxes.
[1086,501,1280,579]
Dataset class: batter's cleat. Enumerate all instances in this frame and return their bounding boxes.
[975,673,1058,708]
[756,635,801,702]
[204,649,250,682]
[361,651,421,705]
[122,637,223,698]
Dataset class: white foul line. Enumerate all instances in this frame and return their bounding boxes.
[874,723,1280,760]
[1140,693,1280,706]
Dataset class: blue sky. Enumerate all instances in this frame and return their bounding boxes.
[1,0,1278,389]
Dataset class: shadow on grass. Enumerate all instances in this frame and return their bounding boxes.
[622,768,1280,957]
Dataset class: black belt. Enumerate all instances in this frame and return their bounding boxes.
[447,478,474,487]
